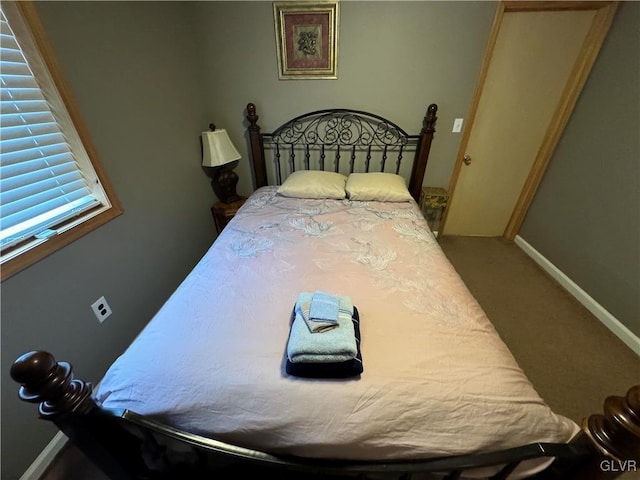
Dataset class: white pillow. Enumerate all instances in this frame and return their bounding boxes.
[345,173,412,202]
[277,170,347,199]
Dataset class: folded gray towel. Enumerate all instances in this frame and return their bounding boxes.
[288,294,357,363]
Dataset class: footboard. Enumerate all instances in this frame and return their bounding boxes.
[11,351,640,480]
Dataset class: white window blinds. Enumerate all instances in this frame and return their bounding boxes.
[0,8,106,252]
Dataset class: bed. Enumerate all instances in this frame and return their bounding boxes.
[11,103,639,480]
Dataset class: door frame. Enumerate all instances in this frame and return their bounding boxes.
[440,1,618,240]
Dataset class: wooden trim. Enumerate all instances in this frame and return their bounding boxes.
[440,2,506,236]
[15,2,122,213]
[1,2,123,281]
[503,1,619,240]
[1,208,122,280]
[16,1,122,210]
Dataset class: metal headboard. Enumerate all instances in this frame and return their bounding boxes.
[247,103,438,201]
[262,109,419,184]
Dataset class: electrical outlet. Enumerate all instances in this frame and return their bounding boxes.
[91,296,112,322]
[452,118,464,133]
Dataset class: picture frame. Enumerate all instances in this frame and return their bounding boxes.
[273,1,339,80]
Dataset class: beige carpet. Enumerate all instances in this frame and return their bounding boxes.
[438,235,639,425]
[41,236,640,480]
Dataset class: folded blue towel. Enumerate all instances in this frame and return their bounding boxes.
[298,291,340,333]
[288,294,357,363]
[286,306,363,379]
[310,290,340,321]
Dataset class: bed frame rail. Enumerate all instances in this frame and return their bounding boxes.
[246,103,438,202]
[11,351,640,480]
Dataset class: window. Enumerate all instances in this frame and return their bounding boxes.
[0,2,122,280]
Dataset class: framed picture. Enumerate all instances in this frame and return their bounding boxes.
[273,1,339,80]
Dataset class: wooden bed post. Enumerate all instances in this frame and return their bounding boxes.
[409,103,438,202]
[11,350,95,416]
[11,351,152,480]
[246,103,268,190]
[565,385,640,480]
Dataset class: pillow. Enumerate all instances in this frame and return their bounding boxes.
[277,170,347,199]
[345,172,413,202]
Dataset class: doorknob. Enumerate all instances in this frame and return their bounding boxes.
[463,154,472,166]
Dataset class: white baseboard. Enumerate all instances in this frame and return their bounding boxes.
[20,431,68,480]
[515,235,640,356]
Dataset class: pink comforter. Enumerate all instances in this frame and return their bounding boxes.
[96,187,577,473]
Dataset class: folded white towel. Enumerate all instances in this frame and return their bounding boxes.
[288,293,357,363]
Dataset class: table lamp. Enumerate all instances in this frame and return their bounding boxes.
[201,124,241,203]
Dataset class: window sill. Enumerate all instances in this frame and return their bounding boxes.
[1,204,123,281]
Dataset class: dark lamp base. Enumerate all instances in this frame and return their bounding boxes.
[203,162,240,204]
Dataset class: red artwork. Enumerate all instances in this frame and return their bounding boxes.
[274,2,338,79]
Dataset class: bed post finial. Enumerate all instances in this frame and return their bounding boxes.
[246,102,268,189]
[247,103,258,130]
[423,103,438,135]
[564,384,640,479]
[586,385,640,462]
[11,350,95,417]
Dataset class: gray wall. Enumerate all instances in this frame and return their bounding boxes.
[520,1,640,336]
[5,1,637,479]
[1,3,496,477]
[1,2,495,477]
[1,2,213,478]
[193,1,496,195]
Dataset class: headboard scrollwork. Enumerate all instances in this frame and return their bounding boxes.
[271,110,410,148]
[246,103,438,201]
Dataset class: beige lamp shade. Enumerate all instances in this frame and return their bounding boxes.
[201,129,241,167]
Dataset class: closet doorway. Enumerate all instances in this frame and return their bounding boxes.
[440,1,618,239]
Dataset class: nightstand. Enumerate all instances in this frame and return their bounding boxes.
[211,197,247,234]
[419,187,448,238]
